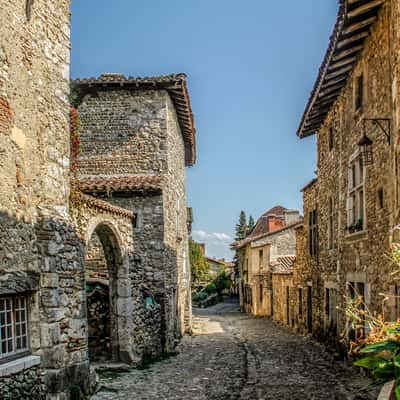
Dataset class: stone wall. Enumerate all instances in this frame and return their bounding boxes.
[1,366,46,400]
[0,1,99,398]
[271,273,293,327]
[76,89,169,176]
[292,2,400,346]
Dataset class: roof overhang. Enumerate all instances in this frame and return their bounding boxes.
[71,73,196,166]
[297,0,385,138]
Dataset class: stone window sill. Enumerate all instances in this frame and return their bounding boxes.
[0,355,40,378]
[345,230,368,241]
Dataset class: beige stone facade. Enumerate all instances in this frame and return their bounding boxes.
[290,0,400,347]
[234,207,301,317]
[0,2,196,397]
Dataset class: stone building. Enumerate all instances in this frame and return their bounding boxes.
[292,0,400,346]
[233,206,301,316]
[0,1,196,398]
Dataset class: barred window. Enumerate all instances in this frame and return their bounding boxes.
[0,297,29,359]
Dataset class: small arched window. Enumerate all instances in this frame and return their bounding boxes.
[26,0,34,21]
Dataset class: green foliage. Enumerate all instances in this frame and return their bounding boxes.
[235,211,247,241]
[248,215,255,232]
[204,283,217,294]
[213,268,231,293]
[189,239,210,283]
[193,292,208,302]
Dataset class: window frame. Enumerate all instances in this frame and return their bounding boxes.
[309,208,318,256]
[347,154,366,234]
[0,296,29,362]
[355,74,364,111]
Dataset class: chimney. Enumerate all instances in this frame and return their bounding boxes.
[267,216,285,233]
[284,210,300,225]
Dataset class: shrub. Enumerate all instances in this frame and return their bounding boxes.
[193,292,208,302]
[204,283,217,294]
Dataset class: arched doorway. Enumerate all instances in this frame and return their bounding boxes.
[85,223,122,362]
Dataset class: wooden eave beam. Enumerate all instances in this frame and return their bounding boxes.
[324,66,352,81]
[343,16,377,35]
[321,74,348,90]
[336,31,369,49]
[319,82,345,98]
[332,45,363,62]
[347,0,384,19]
[327,56,357,72]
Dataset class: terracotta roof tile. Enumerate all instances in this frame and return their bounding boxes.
[71,73,196,166]
[73,175,165,193]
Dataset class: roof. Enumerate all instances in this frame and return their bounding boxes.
[300,177,318,192]
[297,0,384,138]
[71,73,196,166]
[73,175,164,194]
[232,219,303,249]
[272,256,296,274]
[71,191,134,219]
[206,257,235,267]
[248,205,287,238]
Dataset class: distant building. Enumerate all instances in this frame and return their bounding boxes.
[233,206,302,316]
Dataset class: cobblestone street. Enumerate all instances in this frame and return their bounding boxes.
[92,298,379,400]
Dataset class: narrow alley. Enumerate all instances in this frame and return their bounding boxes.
[92,299,377,400]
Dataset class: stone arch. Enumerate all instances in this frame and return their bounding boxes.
[84,219,126,362]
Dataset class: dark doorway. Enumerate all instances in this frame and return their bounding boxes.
[307,286,313,334]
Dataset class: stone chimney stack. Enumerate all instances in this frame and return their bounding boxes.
[284,210,300,225]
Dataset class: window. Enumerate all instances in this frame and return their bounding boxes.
[355,74,364,111]
[378,188,384,209]
[325,288,337,335]
[329,127,334,151]
[298,288,303,319]
[348,282,366,340]
[259,249,263,268]
[328,198,334,249]
[26,0,34,21]
[309,209,318,256]
[259,284,263,303]
[347,157,365,233]
[0,297,29,360]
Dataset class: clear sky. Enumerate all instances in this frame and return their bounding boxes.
[71,0,337,261]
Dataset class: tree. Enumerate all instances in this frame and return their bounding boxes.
[235,210,247,241]
[248,215,255,233]
[189,239,210,283]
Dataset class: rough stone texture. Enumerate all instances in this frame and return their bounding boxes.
[91,300,379,400]
[237,223,299,317]
[0,0,97,398]
[292,1,400,346]
[0,366,47,400]
[73,84,192,355]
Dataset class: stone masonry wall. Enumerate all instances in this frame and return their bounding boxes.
[292,2,400,346]
[0,1,98,398]
[76,89,169,176]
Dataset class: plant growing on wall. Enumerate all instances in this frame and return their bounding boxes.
[346,240,400,399]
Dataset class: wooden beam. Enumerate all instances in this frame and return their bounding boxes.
[319,83,345,98]
[332,45,363,62]
[347,0,384,19]
[328,55,357,71]
[321,74,348,90]
[324,66,352,81]
[343,16,377,35]
[337,31,369,49]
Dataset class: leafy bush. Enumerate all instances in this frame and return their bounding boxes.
[204,283,217,294]
[193,292,208,302]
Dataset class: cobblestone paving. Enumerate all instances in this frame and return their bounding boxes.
[92,299,379,400]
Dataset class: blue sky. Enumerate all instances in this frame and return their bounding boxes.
[71,0,337,260]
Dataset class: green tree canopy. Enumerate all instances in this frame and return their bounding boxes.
[248,215,255,233]
[189,239,210,283]
[235,210,247,241]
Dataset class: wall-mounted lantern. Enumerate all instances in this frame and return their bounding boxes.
[358,118,391,166]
